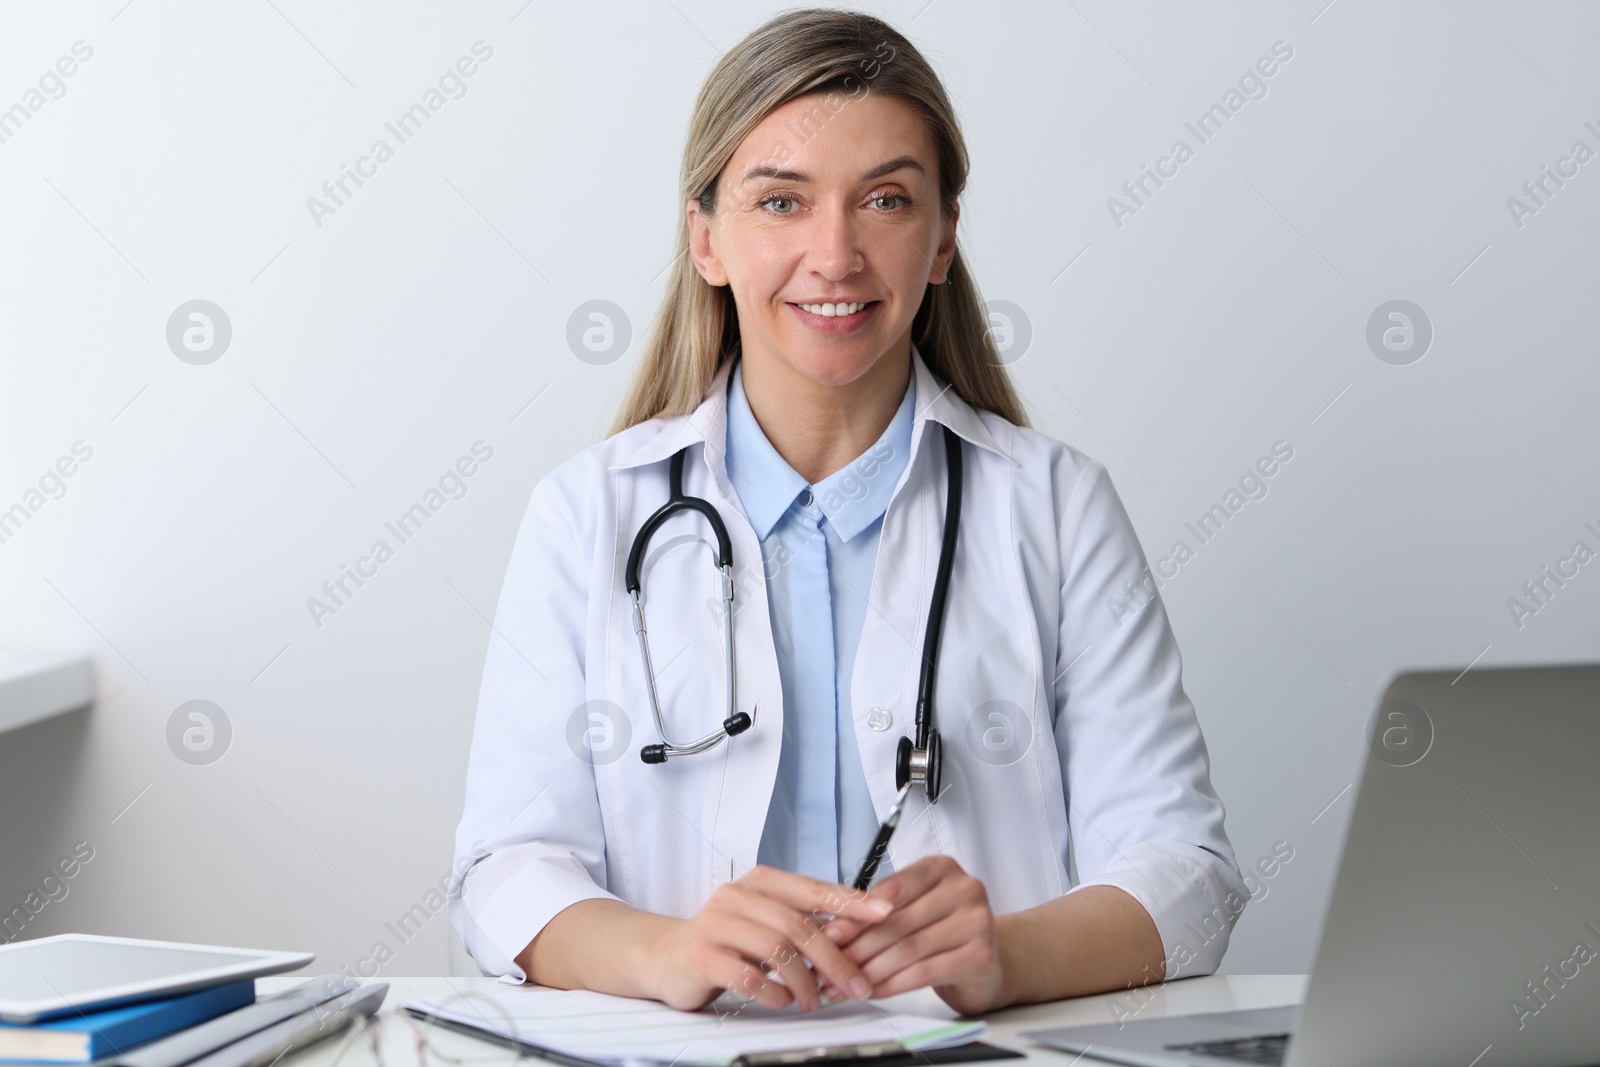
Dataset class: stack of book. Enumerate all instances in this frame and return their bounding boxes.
[0,935,385,1067]
[0,981,259,1064]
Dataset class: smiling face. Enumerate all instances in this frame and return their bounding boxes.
[687,90,958,393]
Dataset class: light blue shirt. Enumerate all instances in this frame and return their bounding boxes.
[723,357,916,883]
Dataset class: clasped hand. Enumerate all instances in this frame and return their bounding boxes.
[648,855,1005,1016]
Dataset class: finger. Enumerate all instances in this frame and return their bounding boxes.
[712,917,803,1009]
[845,878,966,972]
[819,916,867,949]
[763,940,823,1012]
[810,868,945,954]
[718,953,793,1010]
[721,888,878,1001]
[739,917,824,1012]
[718,913,860,1010]
[859,855,951,910]
[738,865,896,926]
[858,906,982,990]
[868,938,992,1000]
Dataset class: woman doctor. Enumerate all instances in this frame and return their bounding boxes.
[449,8,1247,1018]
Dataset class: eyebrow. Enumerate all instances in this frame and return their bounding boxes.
[739,154,926,186]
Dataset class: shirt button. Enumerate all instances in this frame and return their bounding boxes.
[867,706,893,731]
[799,489,814,507]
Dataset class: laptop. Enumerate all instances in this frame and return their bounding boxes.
[1023,663,1600,1067]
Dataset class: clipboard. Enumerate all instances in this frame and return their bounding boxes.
[403,1005,1024,1067]
[729,1039,1024,1066]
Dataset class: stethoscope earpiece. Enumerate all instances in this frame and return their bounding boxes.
[640,709,753,766]
[628,448,749,767]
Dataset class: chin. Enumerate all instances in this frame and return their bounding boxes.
[779,337,890,389]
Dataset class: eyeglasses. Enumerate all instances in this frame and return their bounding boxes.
[322,991,537,1067]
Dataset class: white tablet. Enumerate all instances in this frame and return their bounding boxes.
[0,934,314,1023]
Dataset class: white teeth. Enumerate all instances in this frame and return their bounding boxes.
[798,302,868,317]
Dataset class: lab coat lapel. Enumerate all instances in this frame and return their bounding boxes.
[848,348,1025,874]
[850,352,965,866]
[690,383,788,887]
[607,359,787,892]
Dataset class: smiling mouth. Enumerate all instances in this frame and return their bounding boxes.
[786,301,881,335]
[790,300,878,317]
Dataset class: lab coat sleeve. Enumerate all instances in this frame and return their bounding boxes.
[448,472,623,982]
[1051,458,1249,981]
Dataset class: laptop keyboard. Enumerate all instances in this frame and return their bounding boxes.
[1164,1032,1291,1065]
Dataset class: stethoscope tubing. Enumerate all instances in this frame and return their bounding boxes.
[626,449,749,761]
[625,423,961,803]
[914,425,962,752]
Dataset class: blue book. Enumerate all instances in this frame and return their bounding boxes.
[0,981,255,1063]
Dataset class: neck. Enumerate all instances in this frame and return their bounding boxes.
[739,342,912,484]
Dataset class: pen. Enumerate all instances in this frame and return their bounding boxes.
[801,785,911,1007]
[851,783,911,892]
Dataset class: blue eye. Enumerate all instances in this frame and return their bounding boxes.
[757,191,912,215]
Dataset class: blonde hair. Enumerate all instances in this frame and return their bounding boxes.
[607,6,1029,436]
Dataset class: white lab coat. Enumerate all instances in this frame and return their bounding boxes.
[450,348,1249,984]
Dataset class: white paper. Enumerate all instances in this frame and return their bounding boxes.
[406,986,987,1067]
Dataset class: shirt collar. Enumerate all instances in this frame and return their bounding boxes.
[723,358,915,542]
[608,342,1018,483]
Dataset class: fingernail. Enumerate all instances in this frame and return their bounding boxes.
[823,925,844,942]
[821,989,847,1006]
[867,899,893,917]
[849,977,872,1000]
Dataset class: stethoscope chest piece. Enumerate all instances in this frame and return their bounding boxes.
[895,730,943,803]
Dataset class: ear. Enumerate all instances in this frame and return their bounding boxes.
[928,200,960,285]
[686,197,730,287]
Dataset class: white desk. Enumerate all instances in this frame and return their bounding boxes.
[258,974,1306,1065]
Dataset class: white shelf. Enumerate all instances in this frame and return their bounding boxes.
[0,648,95,734]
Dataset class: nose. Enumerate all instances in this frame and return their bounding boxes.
[806,199,864,280]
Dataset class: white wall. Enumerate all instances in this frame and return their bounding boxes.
[2,0,1596,980]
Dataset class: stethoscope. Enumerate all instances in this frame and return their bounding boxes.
[624,424,962,803]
